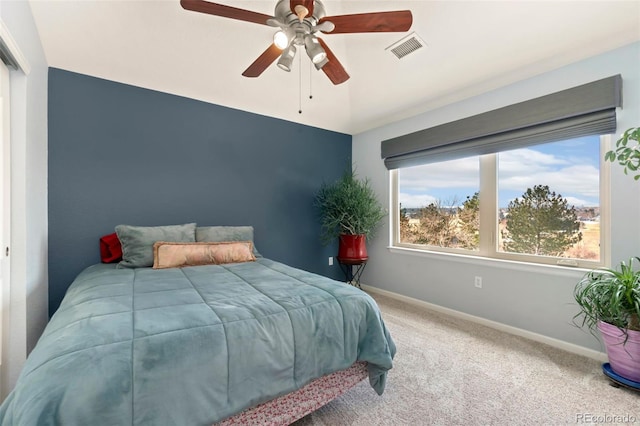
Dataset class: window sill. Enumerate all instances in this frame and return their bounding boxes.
[387,245,591,278]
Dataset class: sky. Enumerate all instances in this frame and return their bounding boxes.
[398,135,601,209]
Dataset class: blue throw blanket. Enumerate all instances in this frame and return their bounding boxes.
[0,259,395,425]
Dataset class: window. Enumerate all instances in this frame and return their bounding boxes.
[383,76,621,268]
[398,156,480,252]
[393,135,609,268]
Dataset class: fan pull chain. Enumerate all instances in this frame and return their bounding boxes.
[309,60,313,100]
[298,54,302,114]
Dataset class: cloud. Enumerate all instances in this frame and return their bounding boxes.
[498,148,570,173]
[399,144,600,205]
[564,196,594,207]
[499,163,599,198]
[399,192,438,209]
[399,156,479,190]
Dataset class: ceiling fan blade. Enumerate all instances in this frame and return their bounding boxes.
[242,44,283,78]
[319,10,412,34]
[180,0,273,26]
[317,38,349,85]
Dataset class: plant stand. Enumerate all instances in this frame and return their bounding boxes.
[337,257,367,289]
[602,363,640,392]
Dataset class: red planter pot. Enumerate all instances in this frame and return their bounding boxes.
[598,321,640,382]
[337,234,368,263]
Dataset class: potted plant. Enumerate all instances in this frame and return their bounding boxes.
[315,169,386,262]
[572,127,640,384]
[573,258,640,382]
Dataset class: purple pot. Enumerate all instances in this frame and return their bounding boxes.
[598,321,640,382]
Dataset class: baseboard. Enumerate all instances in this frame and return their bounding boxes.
[361,284,608,363]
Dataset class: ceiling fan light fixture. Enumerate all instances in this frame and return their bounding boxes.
[182,0,414,85]
[273,30,289,50]
[314,56,329,70]
[277,44,296,72]
[304,35,327,64]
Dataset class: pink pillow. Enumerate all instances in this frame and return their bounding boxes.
[152,241,256,269]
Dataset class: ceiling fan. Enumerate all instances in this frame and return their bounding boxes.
[180,0,413,85]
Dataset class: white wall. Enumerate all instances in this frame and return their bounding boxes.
[0,0,48,393]
[354,42,640,353]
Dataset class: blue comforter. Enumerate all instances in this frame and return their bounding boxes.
[0,258,395,425]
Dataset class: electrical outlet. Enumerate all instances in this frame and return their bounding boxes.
[328,257,333,266]
[474,276,482,288]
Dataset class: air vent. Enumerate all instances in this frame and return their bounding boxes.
[386,32,426,59]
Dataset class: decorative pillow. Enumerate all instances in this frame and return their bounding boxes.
[196,226,262,257]
[115,223,196,268]
[99,232,122,263]
[152,241,256,269]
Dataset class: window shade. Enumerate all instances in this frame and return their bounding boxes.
[381,75,622,170]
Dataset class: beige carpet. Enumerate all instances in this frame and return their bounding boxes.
[293,292,639,425]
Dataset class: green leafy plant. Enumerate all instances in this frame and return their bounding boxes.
[315,170,386,245]
[573,258,640,342]
[604,127,640,180]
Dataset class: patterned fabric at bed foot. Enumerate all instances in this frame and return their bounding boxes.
[217,362,369,426]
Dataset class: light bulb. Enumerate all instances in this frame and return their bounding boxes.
[273,31,289,50]
[311,51,327,64]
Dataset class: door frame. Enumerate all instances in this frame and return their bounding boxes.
[0,18,30,401]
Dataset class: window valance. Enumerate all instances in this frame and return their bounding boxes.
[381,75,622,170]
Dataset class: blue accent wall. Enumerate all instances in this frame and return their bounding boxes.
[48,68,351,315]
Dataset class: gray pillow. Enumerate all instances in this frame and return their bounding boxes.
[116,223,197,268]
[196,226,262,257]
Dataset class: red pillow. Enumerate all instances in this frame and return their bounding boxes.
[100,232,122,263]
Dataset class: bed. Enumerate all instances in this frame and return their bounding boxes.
[0,224,396,425]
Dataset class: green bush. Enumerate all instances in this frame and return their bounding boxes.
[315,170,386,245]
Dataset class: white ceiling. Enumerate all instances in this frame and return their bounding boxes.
[28,0,640,135]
